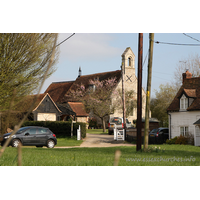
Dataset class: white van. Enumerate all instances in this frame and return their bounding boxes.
[108,117,133,135]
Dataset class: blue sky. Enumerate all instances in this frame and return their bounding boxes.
[42,33,200,97]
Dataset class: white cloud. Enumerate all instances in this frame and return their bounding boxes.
[58,33,121,61]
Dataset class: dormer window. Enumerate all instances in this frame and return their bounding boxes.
[88,84,95,92]
[180,94,188,110]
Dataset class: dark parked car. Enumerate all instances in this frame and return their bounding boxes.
[149,127,169,144]
[0,126,57,148]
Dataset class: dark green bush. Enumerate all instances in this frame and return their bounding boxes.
[88,118,97,129]
[166,136,178,144]
[22,121,86,138]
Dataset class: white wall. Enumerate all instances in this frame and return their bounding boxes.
[169,111,200,138]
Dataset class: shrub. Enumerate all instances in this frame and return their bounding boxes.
[175,135,187,145]
[166,137,177,144]
[88,118,97,129]
[22,121,86,138]
[186,133,194,145]
[166,134,194,145]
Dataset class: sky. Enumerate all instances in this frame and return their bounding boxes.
[41,33,200,97]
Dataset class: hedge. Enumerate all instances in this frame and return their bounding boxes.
[22,121,86,138]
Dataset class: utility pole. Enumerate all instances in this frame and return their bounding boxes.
[137,33,143,151]
[144,33,154,150]
[121,62,126,139]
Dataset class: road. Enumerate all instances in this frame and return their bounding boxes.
[79,133,135,147]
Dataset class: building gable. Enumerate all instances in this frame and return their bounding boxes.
[33,93,62,114]
[167,72,200,112]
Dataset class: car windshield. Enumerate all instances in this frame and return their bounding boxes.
[110,118,122,125]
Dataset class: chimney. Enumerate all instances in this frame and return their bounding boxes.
[78,67,82,78]
[182,70,192,84]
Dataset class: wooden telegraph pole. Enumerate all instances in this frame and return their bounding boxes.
[144,33,154,150]
[137,33,143,151]
[121,62,126,139]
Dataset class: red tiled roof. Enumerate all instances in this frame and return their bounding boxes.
[65,70,121,101]
[45,81,74,103]
[45,70,121,103]
[183,89,196,98]
[68,102,89,117]
[167,77,200,112]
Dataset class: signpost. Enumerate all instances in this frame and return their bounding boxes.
[77,125,81,140]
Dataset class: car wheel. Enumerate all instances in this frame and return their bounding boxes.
[12,139,22,148]
[47,140,55,148]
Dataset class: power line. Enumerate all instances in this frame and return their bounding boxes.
[56,33,75,47]
[143,49,149,66]
[151,39,200,46]
[39,33,75,58]
[183,33,200,43]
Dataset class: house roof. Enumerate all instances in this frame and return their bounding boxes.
[45,81,74,103]
[68,102,89,117]
[193,119,200,125]
[183,89,196,98]
[56,103,76,116]
[167,76,200,112]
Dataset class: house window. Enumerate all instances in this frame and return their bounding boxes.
[180,126,189,136]
[180,94,188,110]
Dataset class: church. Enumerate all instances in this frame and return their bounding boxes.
[31,47,147,127]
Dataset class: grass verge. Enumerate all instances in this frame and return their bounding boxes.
[56,137,83,146]
[1,144,200,166]
[87,129,108,135]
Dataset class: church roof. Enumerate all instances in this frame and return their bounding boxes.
[121,47,135,57]
[45,81,74,103]
[45,70,122,103]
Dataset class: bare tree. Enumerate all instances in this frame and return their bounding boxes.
[174,53,200,88]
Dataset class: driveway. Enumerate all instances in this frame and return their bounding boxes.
[79,133,135,147]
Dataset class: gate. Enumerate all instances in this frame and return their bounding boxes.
[113,124,124,141]
[195,126,200,146]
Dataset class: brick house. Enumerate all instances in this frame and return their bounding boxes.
[167,70,200,145]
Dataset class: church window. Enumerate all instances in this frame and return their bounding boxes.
[128,57,132,67]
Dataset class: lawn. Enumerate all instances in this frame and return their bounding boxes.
[56,137,83,146]
[87,129,108,134]
[1,144,200,166]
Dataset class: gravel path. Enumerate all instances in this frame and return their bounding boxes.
[79,133,135,147]
[54,133,135,148]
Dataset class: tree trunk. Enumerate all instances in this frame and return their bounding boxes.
[101,117,106,132]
